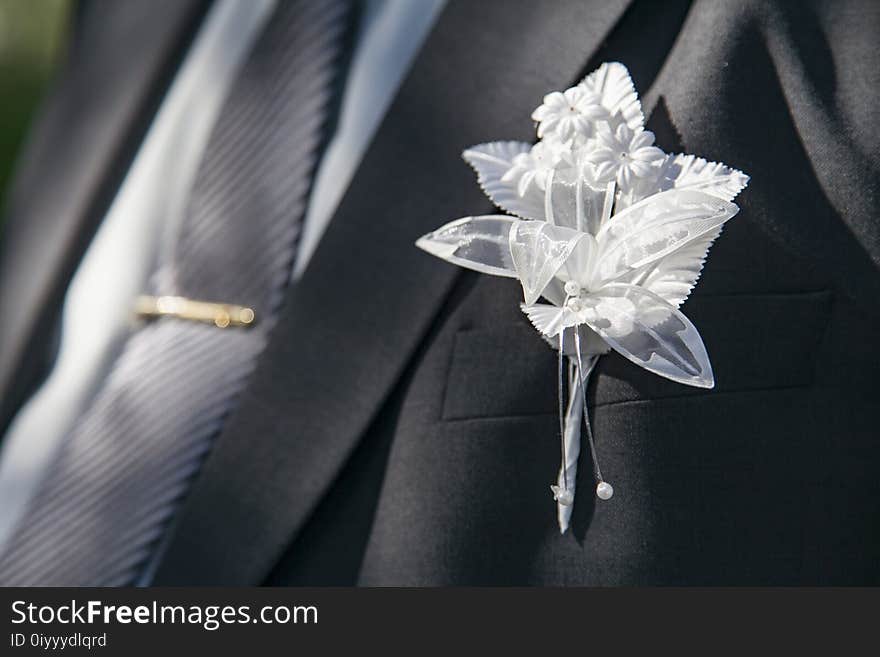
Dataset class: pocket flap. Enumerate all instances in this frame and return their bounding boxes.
[441,291,832,420]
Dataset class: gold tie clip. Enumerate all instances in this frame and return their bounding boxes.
[134,295,256,329]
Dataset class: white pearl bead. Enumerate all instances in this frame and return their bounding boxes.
[567,298,582,312]
[596,481,614,500]
[564,280,581,297]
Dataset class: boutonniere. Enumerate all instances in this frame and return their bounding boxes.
[416,63,749,533]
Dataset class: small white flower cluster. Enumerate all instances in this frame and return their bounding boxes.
[428,62,750,365]
[503,63,665,208]
[463,63,748,236]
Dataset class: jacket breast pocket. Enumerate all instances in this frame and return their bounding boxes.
[441,324,557,421]
[441,290,833,420]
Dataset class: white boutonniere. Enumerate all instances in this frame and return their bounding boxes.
[417,63,749,533]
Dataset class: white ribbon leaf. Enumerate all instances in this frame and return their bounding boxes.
[594,188,738,284]
[581,283,714,388]
[415,215,520,278]
[509,221,587,305]
[557,231,598,289]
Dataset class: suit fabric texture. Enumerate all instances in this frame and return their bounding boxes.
[0,0,878,585]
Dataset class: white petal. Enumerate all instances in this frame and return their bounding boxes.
[581,283,714,388]
[531,106,550,122]
[580,62,644,130]
[594,163,616,183]
[618,164,634,190]
[595,188,738,284]
[627,159,656,177]
[544,91,566,107]
[563,87,581,104]
[629,129,656,150]
[416,215,519,277]
[463,142,546,221]
[631,146,664,162]
[583,146,616,164]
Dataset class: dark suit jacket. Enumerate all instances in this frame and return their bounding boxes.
[0,0,877,585]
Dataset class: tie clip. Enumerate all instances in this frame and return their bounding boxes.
[135,295,255,328]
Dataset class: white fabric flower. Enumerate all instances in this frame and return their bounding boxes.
[419,62,750,534]
[583,123,664,190]
[501,140,574,195]
[417,187,740,387]
[531,85,608,140]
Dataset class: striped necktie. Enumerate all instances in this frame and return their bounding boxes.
[0,0,354,586]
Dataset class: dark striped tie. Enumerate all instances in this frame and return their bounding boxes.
[0,0,354,586]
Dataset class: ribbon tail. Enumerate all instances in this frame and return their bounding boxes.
[556,369,583,534]
[556,354,599,534]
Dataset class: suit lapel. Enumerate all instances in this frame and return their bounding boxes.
[154,0,632,585]
[0,0,211,433]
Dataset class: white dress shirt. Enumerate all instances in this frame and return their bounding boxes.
[0,0,445,556]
